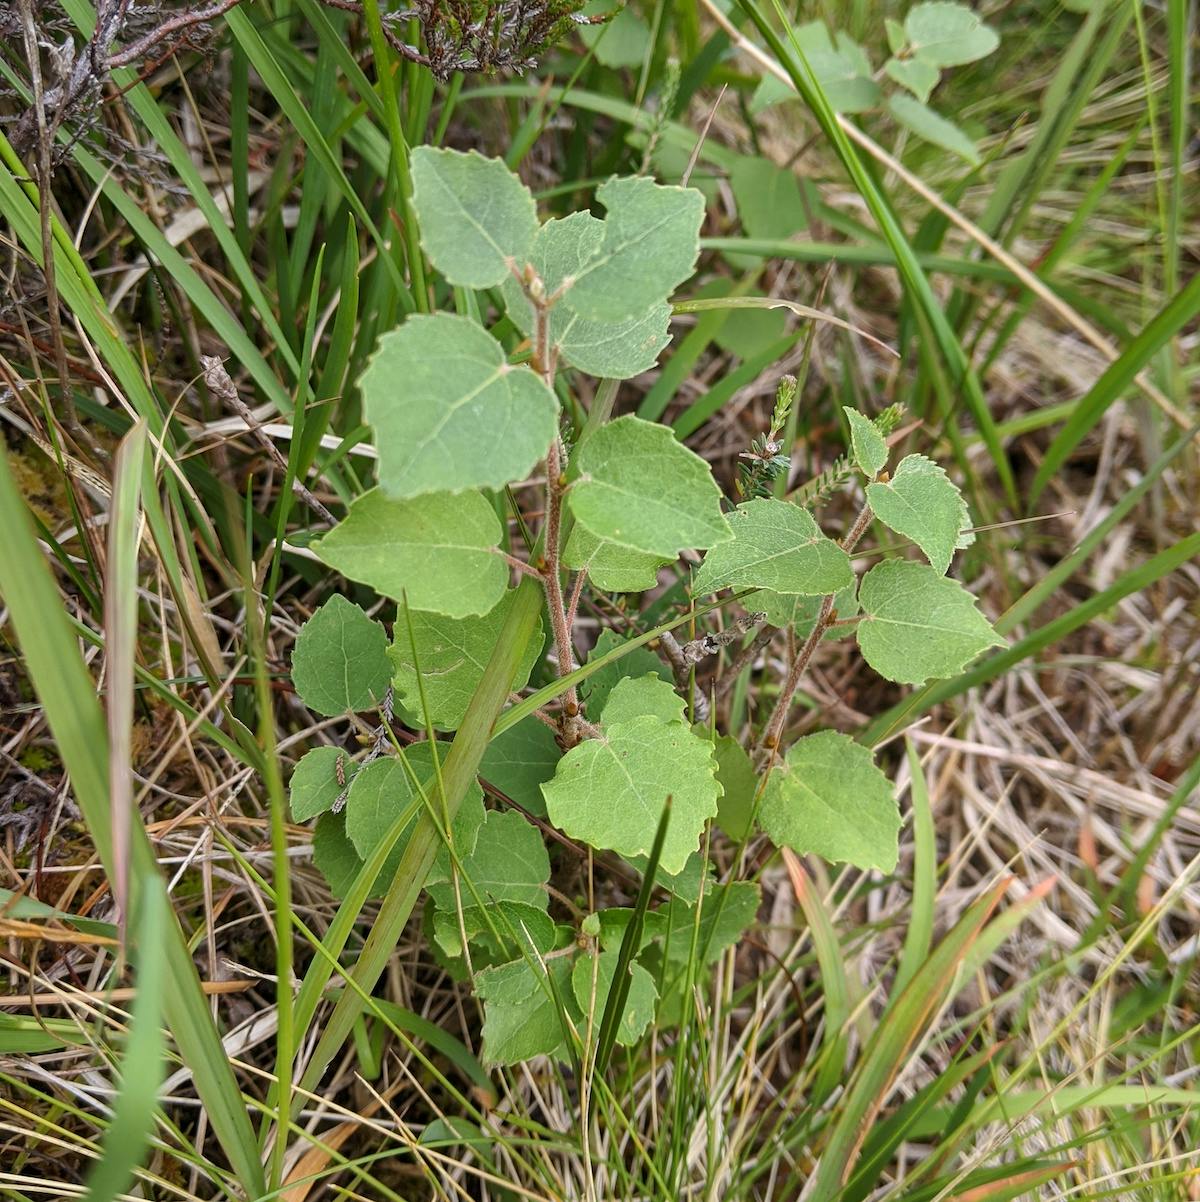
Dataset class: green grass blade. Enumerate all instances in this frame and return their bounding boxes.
[595,797,671,1075]
[1031,272,1200,504]
[81,889,167,1202]
[0,450,266,1197]
[809,879,1010,1201]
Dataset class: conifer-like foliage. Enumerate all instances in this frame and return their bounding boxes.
[289,148,1003,1066]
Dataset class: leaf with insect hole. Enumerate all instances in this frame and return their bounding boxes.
[560,176,704,322]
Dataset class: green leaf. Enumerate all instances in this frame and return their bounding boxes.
[542,713,721,874]
[476,954,580,1065]
[887,94,980,165]
[662,881,760,964]
[360,314,558,500]
[730,156,806,240]
[759,730,900,871]
[410,147,538,288]
[432,901,557,960]
[866,453,969,575]
[343,744,486,884]
[758,582,859,637]
[563,176,704,322]
[389,592,544,731]
[562,522,667,592]
[290,595,391,717]
[501,213,672,380]
[884,55,939,103]
[312,811,363,899]
[479,715,561,817]
[693,498,851,596]
[578,0,651,67]
[313,489,507,619]
[885,16,907,55]
[600,674,685,726]
[427,809,550,912]
[572,949,657,1045]
[843,408,889,479]
[570,416,731,557]
[579,628,666,720]
[712,734,757,840]
[904,1,999,67]
[856,560,1003,685]
[290,747,356,822]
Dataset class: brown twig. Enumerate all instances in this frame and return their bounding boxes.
[200,356,337,526]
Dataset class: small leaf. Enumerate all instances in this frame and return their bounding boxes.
[344,742,485,870]
[361,314,558,500]
[572,949,657,1045]
[904,1,1000,67]
[563,522,667,592]
[312,811,362,899]
[389,591,544,731]
[313,489,507,619]
[290,747,356,822]
[577,0,651,67]
[426,809,551,913]
[410,147,538,288]
[290,595,391,717]
[501,213,671,380]
[888,93,980,165]
[600,674,685,727]
[856,559,1003,685]
[760,730,900,871]
[712,734,757,841]
[542,715,721,874]
[867,453,969,574]
[570,416,731,557]
[885,16,907,55]
[479,715,561,817]
[693,498,852,596]
[730,156,806,240]
[843,408,889,479]
[563,176,704,322]
[579,629,667,720]
[476,954,579,1065]
[884,55,940,103]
